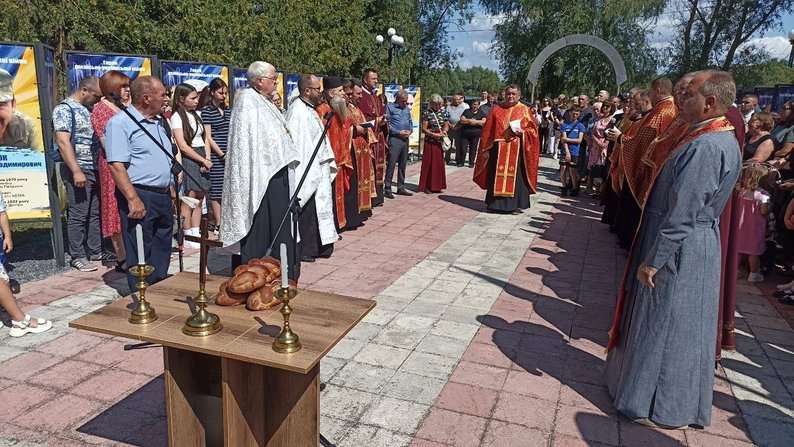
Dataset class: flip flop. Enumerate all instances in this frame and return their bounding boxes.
[9,315,52,337]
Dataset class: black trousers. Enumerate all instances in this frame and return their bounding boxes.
[239,166,299,280]
[386,136,409,192]
[456,133,480,167]
[61,164,102,261]
[298,195,333,259]
[117,187,173,291]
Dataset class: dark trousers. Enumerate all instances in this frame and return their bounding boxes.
[117,187,174,290]
[456,133,480,167]
[60,164,101,261]
[445,128,459,163]
[386,136,409,192]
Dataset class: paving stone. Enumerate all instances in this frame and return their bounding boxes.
[372,327,428,350]
[12,393,103,432]
[339,425,411,447]
[362,308,399,326]
[354,344,412,370]
[0,384,56,422]
[381,371,446,405]
[361,396,430,434]
[482,420,548,447]
[0,352,63,381]
[415,408,488,447]
[416,335,470,358]
[403,300,448,319]
[321,384,378,422]
[328,338,368,360]
[435,382,499,418]
[70,369,150,402]
[399,351,459,380]
[320,416,352,444]
[330,361,396,394]
[554,404,619,445]
[27,360,104,391]
[429,320,479,342]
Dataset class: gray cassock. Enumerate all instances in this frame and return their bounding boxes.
[605,127,741,427]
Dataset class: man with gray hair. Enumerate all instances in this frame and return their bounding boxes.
[384,89,413,197]
[220,61,301,278]
[605,70,741,429]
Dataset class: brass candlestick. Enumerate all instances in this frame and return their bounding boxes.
[272,287,301,353]
[182,283,222,337]
[128,264,158,324]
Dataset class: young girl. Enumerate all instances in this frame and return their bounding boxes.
[199,79,230,236]
[736,162,772,282]
[0,192,52,337]
[171,83,210,247]
[586,102,615,196]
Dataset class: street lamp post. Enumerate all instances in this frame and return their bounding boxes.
[788,29,794,68]
[375,27,406,84]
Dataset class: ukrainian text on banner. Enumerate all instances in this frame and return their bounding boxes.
[404,85,421,147]
[0,43,49,220]
[384,83,401,104]
[160,61,229,92]
[66,52,153,92]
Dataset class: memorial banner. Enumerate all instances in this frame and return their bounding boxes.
[0,43,49,220]
[776,84,794,112]
[384,83,401,104]
[160,61,229,92]
[404,85,421,147]
[66,52,153,92]
[754,87,776,111]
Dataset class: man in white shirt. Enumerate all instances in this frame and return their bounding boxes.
[740,94,758,126]
[445,93,469,164]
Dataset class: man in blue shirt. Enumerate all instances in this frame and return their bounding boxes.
[384,90,413,198]
[559,107,585,196]
[105,76,174,289]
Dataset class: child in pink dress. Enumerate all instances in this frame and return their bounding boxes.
[735,163,772,282]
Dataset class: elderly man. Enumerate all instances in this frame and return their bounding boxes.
[105,76,174,289]
[385,90,413,198]
[596,90,610,103]
[220,61,300,277]
[605,70,741,429]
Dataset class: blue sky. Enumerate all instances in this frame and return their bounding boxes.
[453,4,794,74]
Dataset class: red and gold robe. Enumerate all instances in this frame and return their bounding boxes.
[473,102,540,196]
[608,116,641,193]
[636,118,689,209]
[619,97,678,202]
[349,103,375,212]
[356,88,387,191]
[316,103,353,229]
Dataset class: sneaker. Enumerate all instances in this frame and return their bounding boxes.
[89,252,117,263]
[776,280,794,291]
[748,272,764,283]
[70,258,97,272]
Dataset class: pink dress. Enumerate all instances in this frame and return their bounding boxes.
[90,100,122,238]
[735,189,769,255]
[588,117,610,169]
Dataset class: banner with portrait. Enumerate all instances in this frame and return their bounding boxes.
[0,43,50,220]
[65,52,154,92]
[160,61,229,93]
[403,85,421,148]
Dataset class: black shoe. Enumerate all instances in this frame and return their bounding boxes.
[384,191,395,199]
[561,188,569,197]
[779,296,794,305]
[396,189,413,196]
[570,189,579,197]
[301,256,316,263]
[456,163,464,167]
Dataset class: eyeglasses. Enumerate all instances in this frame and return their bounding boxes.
[259,75,277,82]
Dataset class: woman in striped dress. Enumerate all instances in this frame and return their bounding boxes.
[200,79,230,233]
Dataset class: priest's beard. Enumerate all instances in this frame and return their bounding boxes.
[330,96,349,122]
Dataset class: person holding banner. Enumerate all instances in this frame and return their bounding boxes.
[91,70,131,271]
[200,78,230,233]
[53,76,104,272]
[171,83,210,245]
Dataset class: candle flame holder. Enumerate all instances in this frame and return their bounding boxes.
[182,282,222,337]
[128,264,158,324]
[272,287,301,354]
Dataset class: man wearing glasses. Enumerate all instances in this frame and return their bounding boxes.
[53,76,103,271]
[220,61,301,280]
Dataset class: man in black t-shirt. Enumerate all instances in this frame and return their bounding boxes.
[457,99,487,167]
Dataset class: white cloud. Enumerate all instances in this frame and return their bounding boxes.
[472,40,493,54]
[467,13,506,30]
[739,36,792,60]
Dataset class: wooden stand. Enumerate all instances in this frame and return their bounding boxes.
[70,272,374,447]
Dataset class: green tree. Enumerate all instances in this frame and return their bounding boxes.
[479,0,664,97]
[733,60,794,90]
[421,66,502,97]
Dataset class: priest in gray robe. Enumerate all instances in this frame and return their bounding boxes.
[220,61,301,278]
[605,70,742,429]
[285,74,338,261]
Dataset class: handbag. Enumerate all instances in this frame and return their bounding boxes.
[431,111,452,151]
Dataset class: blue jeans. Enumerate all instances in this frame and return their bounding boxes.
[117,187,173,290]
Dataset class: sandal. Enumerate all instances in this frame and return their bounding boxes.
[9,315,52,337]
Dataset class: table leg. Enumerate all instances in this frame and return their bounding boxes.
[163,347,223,446]
[222,358,319,446]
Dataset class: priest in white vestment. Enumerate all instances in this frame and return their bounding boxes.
[220,61,301,278]
[285,74,338,261]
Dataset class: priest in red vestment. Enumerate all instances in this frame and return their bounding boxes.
[473,85,540,213]
[316,77,356,231]
[356,69,387,207]
[346,80,375,216]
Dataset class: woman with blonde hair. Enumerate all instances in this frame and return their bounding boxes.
[418,94,449,193]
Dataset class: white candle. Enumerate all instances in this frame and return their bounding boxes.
[280,243,288,289]
[135,224,145,265]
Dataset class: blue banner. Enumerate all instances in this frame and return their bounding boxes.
[0,45,26,78]
[384,84,401,104]
[286,73,300,102]
[66,52,152,92]
[776,85,794,112]
[232,68,249,91]
[160,61,228,90]
[754,87,776,111]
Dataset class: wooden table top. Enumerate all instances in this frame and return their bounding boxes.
[69,272,375,374]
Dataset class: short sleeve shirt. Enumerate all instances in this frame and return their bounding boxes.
[105,105,174,188]
[423,109,449,131]
[170,111,205,148]
[53,98,95,169]
[446,103,469,126]
[201,106,230,151]
[771,125,794,150]
[461,108,487,136]
[560,121,586,156]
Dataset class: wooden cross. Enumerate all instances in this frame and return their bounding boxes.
[184,216,223,295]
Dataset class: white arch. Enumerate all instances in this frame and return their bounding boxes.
[526,34,628,100]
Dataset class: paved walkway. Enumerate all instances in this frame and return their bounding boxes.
[0,158,793,446]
